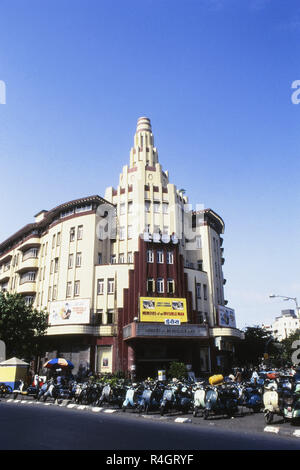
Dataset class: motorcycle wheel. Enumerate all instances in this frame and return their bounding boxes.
[160,405,165,416]
[122,405,126,412]
[193,407,198,417]
[203,409,209,420]
[264,410,274,424]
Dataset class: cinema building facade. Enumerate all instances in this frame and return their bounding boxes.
[0,117,244,377]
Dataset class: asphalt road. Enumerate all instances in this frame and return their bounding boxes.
[1,399,300,451]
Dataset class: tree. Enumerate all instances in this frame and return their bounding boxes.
[235,326,280,367]
[0,292,48,361]
[168,362,187,380]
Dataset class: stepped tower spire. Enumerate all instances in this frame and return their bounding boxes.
[129,117,159,168]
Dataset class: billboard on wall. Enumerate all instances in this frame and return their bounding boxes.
[218,306,236,328]
[140,297,187,323]
[48,299,90,325]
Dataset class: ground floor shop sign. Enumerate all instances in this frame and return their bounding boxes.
[123,323,208,340]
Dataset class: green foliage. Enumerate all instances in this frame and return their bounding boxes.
[0,292,48,361]
[235,325,280,367]
[168,361,188,380]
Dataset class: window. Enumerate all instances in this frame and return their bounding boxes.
[54,257,59,273]
[128,252,133,263]
[50,260,54,274]
[203,284,207,300]
[120,203,125,215]
[20,271,36,284]
[68,254,73,269]
[147,278,155,293]
[57,232,61,246]
[118,253,124,264]
[70,227,75,242]
[167,278,175,294]
[95,309,103,325]
[48,286,52,301]
[119,226,125,240]
[108,278,114,294]
[52,285,57,300]
[66,282,72,298]
[76,252,82,267]
[196,312,204,324]
[196,283,201,299]
[128,201,133,214]
[157,250,164,264]
[52,234,56,249]
[157,278,164,293]
[166,251,173,264]
[153,202,160,213]
[145,201,151,213]
[74,280,80,296]
[98,253,102,264]
[147,250,154,263]
[107,309,114,324]
[162,203,169,214]
[110,254,116,264]
[97,279,104,295]
[197,260,203,271]
[127,225,133,239]
[196,236,202,249]
[77,225,83,240]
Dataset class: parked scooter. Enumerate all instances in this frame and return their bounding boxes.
[122,383,144,412]
[239,382,263,413]
[159,381,179,416]
[282,383,300,424]
[137,381,164,414]
[203,383,239,419]
[97,382,125,408]
[193,382,206,417]
[263,380,281,424]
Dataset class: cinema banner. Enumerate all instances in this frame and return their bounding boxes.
[49,299,90,325]
[140,297,187,323]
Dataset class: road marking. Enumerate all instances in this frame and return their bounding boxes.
[264,426,279,434]
[92,407,103,412]
[104,409,116,413]
[174,418,192,423]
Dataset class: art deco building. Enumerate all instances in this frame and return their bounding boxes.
[0,117,244,377]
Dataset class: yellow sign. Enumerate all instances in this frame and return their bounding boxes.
[140,297,187,323]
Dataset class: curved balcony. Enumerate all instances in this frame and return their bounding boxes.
[0,272,10,283]
[16,257,39,274]
[0,253,12,264]
[18,281,37,294]
[45,324,116,336]
[19,236,41,252]
[210,327,245,341]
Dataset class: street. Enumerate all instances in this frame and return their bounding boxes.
[1,398,300,450]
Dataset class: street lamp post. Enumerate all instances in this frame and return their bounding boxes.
[269,294,300,319]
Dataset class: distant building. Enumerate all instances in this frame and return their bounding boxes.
[263,310,300,341]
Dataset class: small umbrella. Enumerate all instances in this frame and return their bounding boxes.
[43,358,74,369]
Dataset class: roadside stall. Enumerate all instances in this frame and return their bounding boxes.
[0,357,29,390]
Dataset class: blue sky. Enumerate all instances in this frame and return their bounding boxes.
[0,0,300,328]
